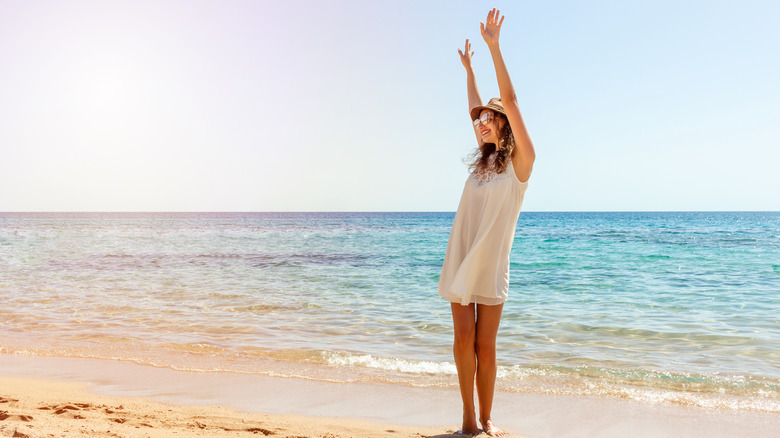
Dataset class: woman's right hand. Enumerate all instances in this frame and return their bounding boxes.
[457,39,474,70]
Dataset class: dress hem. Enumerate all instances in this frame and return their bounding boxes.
[438,293,506,306]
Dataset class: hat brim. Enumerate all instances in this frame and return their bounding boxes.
[470,102,506,121]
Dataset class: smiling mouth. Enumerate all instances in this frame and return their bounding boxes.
[480,129,490,136]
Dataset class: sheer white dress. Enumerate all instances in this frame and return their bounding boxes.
[438,154,529,306]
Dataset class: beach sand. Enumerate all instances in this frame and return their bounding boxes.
[0,376,455,438]
[1,354,778,438]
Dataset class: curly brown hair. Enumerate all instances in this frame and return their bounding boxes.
[466,113,515,175]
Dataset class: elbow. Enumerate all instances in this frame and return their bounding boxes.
[500,92,518,106]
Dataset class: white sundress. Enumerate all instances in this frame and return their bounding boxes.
[438,155,529,306]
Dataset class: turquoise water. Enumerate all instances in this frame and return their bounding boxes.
[0,212,778,411]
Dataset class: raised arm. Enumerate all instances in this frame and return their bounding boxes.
[458,39,485,146]
[481,8,535,183]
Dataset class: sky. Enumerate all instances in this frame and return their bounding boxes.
[1,0,778,212]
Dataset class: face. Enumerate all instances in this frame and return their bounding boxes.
[474,109,502,145]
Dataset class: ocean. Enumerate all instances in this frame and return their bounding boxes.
[1,212,778,412]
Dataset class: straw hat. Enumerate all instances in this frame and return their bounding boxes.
[470,97,506,121]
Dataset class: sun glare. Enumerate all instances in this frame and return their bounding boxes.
[63,52,154,126]
[92,76,120,102]
[78,64,132,113]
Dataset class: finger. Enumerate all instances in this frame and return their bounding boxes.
[498,15,504,28]
[458,49,463,56]
[480,21,485,34]
[470,51,474,57]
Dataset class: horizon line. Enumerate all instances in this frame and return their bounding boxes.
[2,210,779,214]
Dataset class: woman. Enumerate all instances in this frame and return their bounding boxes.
[438,8,535,437]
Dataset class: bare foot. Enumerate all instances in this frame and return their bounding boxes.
[459,412,480,436]
[457,427,481,436]
[482,419,507,437]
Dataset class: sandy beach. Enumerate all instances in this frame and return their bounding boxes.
[0,376,451,438]
[1,354,778,438]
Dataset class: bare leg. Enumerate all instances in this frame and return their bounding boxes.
[450,303,479,435]
[475,303,507,437]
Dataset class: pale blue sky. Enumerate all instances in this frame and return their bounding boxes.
[1,0,778,211]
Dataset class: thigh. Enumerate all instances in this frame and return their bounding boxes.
[475,303,504,344]
[450,303,476,339]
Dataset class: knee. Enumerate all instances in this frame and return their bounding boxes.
[474,336,496,364]
[453,327,476,352]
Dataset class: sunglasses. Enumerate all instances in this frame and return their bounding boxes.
[473,111,493,128]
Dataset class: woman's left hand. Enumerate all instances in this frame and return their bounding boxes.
[480,8,504,48]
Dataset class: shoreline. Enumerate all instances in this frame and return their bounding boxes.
[2,354,779,437]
